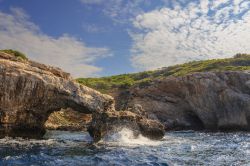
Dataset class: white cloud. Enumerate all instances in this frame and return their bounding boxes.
[79,0,103,5]
[210,0,230,10]
[103,0,146,23]
[79,0,149,23]
[130,0,250,70]
[83,24,108,33]
[0,8,111,77]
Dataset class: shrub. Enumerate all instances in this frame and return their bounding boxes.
[0,49,28,60]
[119,81,133,89]
[233,53,250,59]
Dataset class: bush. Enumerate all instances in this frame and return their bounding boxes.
[119,81,133,89]
[233,53,250,59]
[0,49,28,60]
[138,78,152,88]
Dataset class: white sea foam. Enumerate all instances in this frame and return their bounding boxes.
[102,128,162,146]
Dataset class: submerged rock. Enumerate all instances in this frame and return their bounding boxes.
[0,51,164,141]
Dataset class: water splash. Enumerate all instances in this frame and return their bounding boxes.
[101,128,162,146]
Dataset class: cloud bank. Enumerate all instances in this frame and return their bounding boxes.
[79,0,149,23]
[131,0,250,70]
[0,8,111,77]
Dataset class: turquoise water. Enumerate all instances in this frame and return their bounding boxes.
[0,129,249,166]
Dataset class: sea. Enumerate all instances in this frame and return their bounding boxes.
[0,129,249,166]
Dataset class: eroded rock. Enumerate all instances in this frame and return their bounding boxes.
[88,110,165,142]
[0,52,165,141]
[0,52,113,138]
[114,71,250,131]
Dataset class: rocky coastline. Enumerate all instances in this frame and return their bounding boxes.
[0,51,164,141]
[0,50,250,143]
[112,71,250,131]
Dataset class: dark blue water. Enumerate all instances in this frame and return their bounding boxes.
[0,129,249,166]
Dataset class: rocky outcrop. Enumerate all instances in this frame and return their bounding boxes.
[0,51,165,141]
[114,71,250,131]
[88,110,165,142]
[0,51,114,138]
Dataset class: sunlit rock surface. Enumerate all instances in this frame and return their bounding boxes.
[114,71,250,131]
[0,52,164,141]
[0,52,113,138]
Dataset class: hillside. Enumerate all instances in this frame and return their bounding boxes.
[77,54,250,93]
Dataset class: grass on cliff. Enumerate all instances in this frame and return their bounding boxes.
[0,49,28,60]
[77,54,250,93]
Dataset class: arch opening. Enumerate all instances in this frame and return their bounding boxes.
[44,108,92,132]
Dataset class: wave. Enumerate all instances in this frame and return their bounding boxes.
[101,128,162,146]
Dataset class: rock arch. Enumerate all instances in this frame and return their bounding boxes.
[0,52,113,138]
[0,52,165,141]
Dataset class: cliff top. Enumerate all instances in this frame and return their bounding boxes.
[0,50,71,79]
[77,54,250,93]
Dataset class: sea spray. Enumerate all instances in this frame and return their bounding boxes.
[101,128,162,146]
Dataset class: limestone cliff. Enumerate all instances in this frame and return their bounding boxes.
[0,51,164,141]
[114,71,250,131]
[0,51,114,138]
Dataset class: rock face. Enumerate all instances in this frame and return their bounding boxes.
[88,110,165,142]
[0,51,164,141]
[0,51,114,138]
[114,71,250,131]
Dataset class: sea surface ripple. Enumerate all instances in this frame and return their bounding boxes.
[0,129,249,166]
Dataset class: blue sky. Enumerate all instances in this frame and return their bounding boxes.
[0,0,249,77]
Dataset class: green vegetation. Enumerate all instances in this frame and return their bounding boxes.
[77,54,249,93]
[77,73,158,93]
[0,49,28,60]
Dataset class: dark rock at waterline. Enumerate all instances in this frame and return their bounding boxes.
[113,71,250,131]
[0,124,46,139]
[0,51,164,141]
[88,110,165,142]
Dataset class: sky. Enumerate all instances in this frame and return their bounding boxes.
[0,0,249,78]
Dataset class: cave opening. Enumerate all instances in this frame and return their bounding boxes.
[184,112,205,130]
